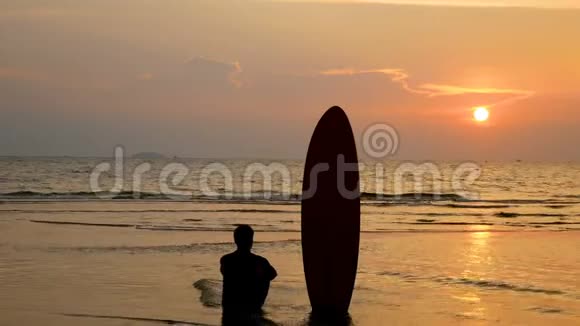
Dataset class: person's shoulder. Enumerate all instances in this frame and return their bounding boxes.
[220,252,236,264]
[252,254,271,265]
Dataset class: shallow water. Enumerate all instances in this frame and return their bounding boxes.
[0,201,579,325]
[0,159,579,324]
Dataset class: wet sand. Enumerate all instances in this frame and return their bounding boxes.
[1,201,579,325]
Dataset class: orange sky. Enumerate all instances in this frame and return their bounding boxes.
[1,0,579,160]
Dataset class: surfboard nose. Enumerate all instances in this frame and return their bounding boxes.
[323,106,348,120]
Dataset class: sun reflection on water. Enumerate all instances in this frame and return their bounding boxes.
[463,226,492,269]
[455,225,494,320]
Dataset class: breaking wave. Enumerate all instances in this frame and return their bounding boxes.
[436,276,566,295]
[4,190,578,205]
[378,271,572,297]
[0,190,493,203]
[46,239,301,254]
[193,279,222,308]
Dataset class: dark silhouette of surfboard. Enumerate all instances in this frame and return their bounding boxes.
[301,106,360,317]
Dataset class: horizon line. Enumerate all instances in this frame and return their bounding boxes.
[0,155,578,164]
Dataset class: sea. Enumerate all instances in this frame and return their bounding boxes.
[0,157,578,325]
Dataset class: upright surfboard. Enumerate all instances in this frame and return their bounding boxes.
[301,106,360,317]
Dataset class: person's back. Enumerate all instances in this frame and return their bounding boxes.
[220,225,277,316]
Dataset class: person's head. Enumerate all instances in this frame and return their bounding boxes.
[234,224,254,251]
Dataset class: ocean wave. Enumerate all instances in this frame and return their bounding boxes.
[134,225,300,232]
[554,195,580,199]
[454,198,580,205]
[478,199,550,204]
[378,271,569,297]
[438,203,513,209]
[527,221,580,225]
[6,207,573,223]
[30,219,578,234]
[0,190,174,200]
[376,212,485,217]
[2,190,578,208]
[30,219,134,228]
[435,277,565,296]
[193,279,222,308]
[46,239,301,254]
[397,221,495,226]
[60,313,209,326]
[192,279,311,311]
[27,219,299,233]
[527,306,565,314]
[495,212,567,218]
[360,192,467,201]
[1,208,298,214]
[545,205,572,209]
[0,190,469,202]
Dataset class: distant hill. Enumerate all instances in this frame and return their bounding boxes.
[131,152,166,159]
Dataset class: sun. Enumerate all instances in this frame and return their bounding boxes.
[473,107,489,122]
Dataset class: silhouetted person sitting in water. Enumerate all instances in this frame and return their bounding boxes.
[220,225,277,320]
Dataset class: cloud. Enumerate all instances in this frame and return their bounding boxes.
[418,83,535,107]
[134,57,243,92]
[182,57,243,88]
[320,67,535,107]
